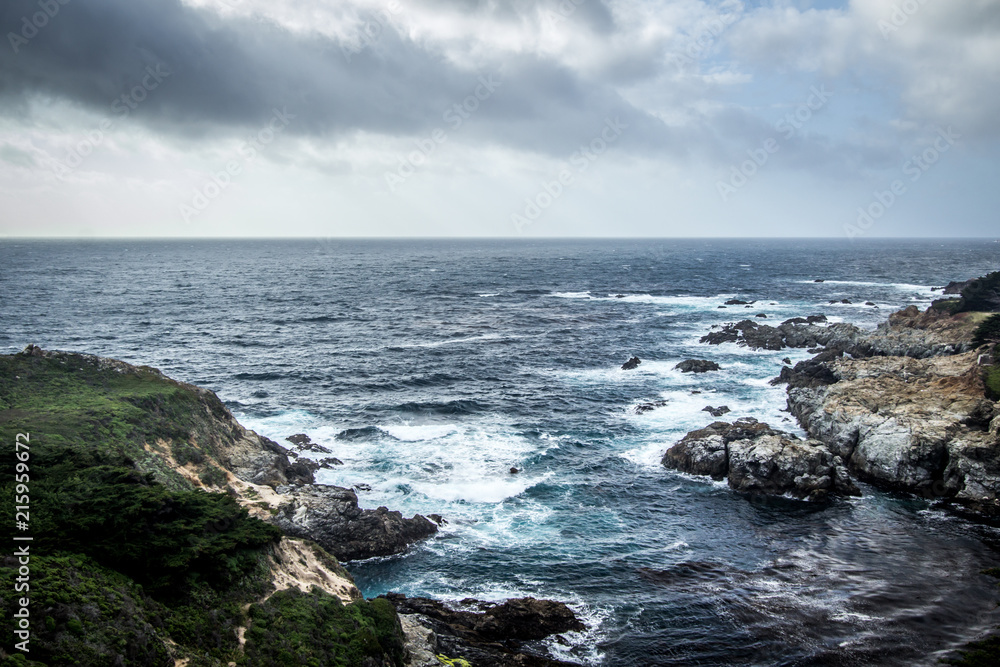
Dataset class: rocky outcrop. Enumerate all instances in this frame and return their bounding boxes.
[703,306,980,359]
[702,405,730,417]
[286,432,333,453]
[765,295,1000,514]
[621,356,641,370]
[787,350,1000,508]
[699,317,856,351]
[675,359,721,373]
[662,418,860,502]
[385,593,584,666]
[635,399,667,414]
[770,351,841,389]
[270,484,439,562]
[941,279,974,295]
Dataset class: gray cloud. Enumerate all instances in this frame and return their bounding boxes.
[0,0,672,156]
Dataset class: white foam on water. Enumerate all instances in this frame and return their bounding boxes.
[381,423,458,441]
[410,477,537,504]
[383,332,510,350]
[549,291,593,299]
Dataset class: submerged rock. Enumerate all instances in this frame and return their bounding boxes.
[635,400,668,414]
[702,405,731,417]
[662,418,860,502]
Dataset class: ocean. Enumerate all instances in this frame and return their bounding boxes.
[3,237,1000,666]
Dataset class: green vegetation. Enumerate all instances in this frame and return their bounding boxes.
[972,314,1000,348]
[244,589,404,666]
[956,272,1000,314]
[931,298,964,314]
[0,350,404,666]
[986,366,1000,401]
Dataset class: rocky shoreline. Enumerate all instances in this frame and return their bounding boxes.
[665,272,1000,515]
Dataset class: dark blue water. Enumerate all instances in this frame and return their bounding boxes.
[3,238,1000,665]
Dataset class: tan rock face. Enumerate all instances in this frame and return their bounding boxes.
[267,537,361,603]
[787,315,1000,512]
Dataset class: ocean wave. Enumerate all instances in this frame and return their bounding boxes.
[394,399,489,415]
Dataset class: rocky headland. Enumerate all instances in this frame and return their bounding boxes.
[666,271,1000,515]
[0,347,584,666]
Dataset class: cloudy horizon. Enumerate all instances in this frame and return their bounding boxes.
[1,0,998,238]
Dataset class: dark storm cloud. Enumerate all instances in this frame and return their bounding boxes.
[0,0,671,156]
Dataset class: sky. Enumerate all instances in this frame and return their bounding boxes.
[0,0,998,238]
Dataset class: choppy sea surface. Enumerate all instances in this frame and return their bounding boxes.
[3,238,1000,666]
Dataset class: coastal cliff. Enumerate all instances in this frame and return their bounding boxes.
[0,348,583,666]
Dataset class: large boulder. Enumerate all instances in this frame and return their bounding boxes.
[675,359,721,373]
[385,594,584,666]
[662,418,859,501]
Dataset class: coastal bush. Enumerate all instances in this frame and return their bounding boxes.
[243,589,405,666]
[972,314,1000,347]
[0,553,173,667]
[957,271,1000,313]
[930,298,963,314]
[985,366,1000,401]
[945,634,1000,666]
